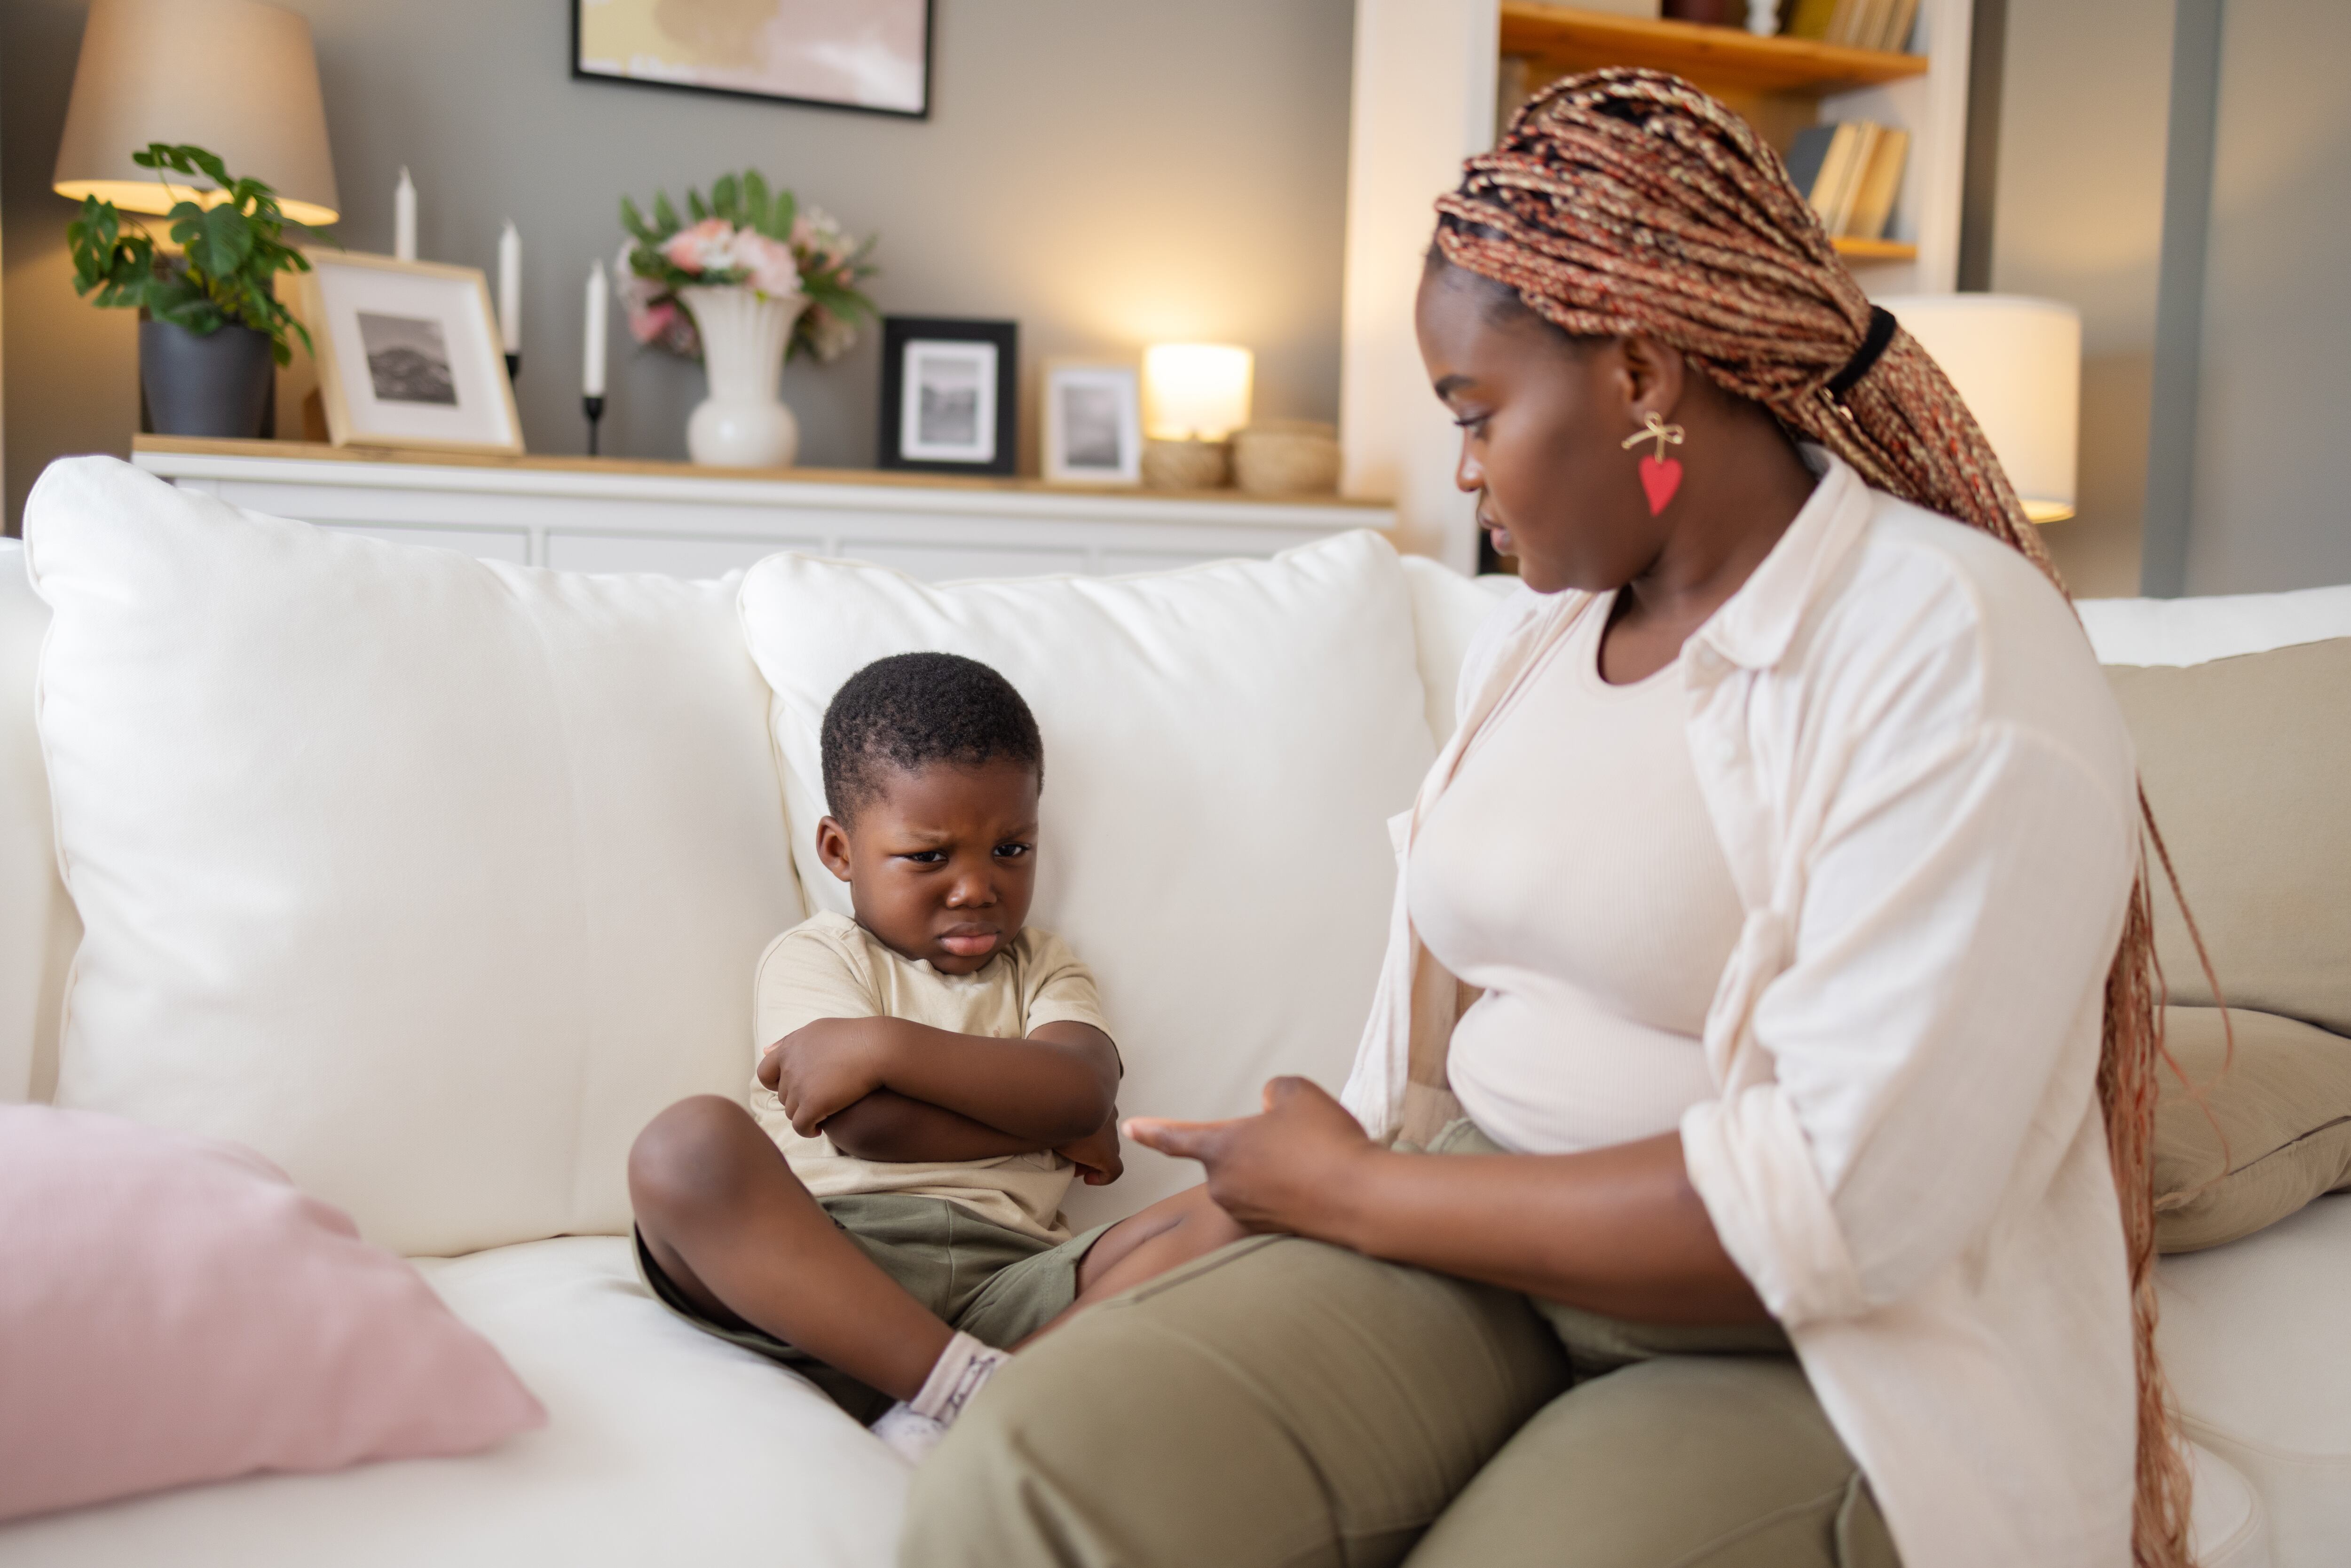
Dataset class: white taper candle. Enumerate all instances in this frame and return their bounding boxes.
[394,167,417,262]
[583,262,608,398]
[497,221,522,352]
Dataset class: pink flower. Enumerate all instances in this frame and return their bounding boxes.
[731,230,804,299]
[660,217,737,275]
[627,299,679,345]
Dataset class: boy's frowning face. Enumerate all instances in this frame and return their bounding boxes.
[813,756,1041,975]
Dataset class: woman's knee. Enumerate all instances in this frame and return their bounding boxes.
[627,1095,766,1217]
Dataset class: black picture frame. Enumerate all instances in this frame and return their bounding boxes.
[570,0,935,121]
[878,317,1019,477]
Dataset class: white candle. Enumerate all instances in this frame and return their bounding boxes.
[583,262,608,398]
[497,221,521,353]
[394,167,417,262]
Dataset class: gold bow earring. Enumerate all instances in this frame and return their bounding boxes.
[1620,411,1686,515]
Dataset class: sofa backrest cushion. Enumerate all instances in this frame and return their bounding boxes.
[0,542,70,1108]
[23,458,802,1256]
[2105,637,2351,1036]
[738,532,1438,1224]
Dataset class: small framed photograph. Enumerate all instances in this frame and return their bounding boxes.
[1042,362,1143,486]
[879,317,1018,477]
[298,251,522,455]
[572,0,932,119]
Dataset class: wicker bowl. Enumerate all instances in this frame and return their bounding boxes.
[1140,438,1231,491]
[1231,420,1341,497]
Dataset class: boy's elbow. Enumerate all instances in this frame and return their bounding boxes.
[821,1095,920,1161]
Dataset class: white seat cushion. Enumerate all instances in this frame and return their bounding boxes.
[738,532,1438,1224]
[0,1237,902,1567]
[2079,582,2351,667]
[2159,1193,2351,1568]
[22,458,802,1255]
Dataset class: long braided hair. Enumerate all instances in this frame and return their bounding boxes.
[1433,69,2192,1567]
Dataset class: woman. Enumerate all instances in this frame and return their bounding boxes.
[902,71,2189,1568]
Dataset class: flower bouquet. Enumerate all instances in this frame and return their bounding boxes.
[616,171,876,363]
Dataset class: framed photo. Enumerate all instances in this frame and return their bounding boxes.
[297,251,522,455]
[571,0,933,119]
[879,317,1018,477]
[1042,362,1143,486]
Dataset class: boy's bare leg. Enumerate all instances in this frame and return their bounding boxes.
[1018,1183,1249,1345]
[628,1095,952,1402]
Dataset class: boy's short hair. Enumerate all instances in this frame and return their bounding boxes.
[820,652,1044,823]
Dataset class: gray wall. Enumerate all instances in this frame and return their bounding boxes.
[2184,2,2351,593]
[1986,0,2171,598]
[1988,0,2351,598]
[2,0,1356,531]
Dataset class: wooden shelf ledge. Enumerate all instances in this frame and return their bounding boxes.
[1499,3,1930,95]
[1831,236,1918,262]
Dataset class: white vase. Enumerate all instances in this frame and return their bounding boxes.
[679,284,806,468]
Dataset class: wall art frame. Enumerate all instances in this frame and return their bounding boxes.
[571,0,935,120]
[295,250,523,456]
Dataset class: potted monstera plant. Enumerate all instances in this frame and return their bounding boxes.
[66,142,326,439]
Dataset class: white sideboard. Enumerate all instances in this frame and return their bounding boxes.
[130,438,1396,583]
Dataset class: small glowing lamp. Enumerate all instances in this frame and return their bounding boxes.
[1143,344,1254,442]
[1878,294,2081,523]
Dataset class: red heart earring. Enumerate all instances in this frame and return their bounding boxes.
[1620,411,1687,516]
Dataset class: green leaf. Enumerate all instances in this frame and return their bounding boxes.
[620,195,652,241]
[743,170,769,231]
[767,188,797,242]
[686,189,709,222]
[711,173,739,223]
[652,191,680,234]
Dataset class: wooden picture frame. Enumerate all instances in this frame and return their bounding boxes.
[297,250,523,456]
[571,0,934,120]
[878,317,1018,477]
[1041,361,1143,487]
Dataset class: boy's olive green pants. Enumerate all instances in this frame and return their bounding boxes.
[901,1125,1899,1568]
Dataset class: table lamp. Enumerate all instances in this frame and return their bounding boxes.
[1878,294,2080,523]
[1141,343,1254,490]
[52,0,340,228]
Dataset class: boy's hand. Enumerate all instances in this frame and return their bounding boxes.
[1056,1113,1123,1186]
[765,1018,888,1136]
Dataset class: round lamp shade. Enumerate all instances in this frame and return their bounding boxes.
[1878,294,2080,523]
[1143,344,1254,442]
[53,0,339,227]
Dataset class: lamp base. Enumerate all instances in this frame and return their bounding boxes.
[1140,438,1230,491]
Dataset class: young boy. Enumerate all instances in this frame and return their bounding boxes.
[628,652,1243,1458]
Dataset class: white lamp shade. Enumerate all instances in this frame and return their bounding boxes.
[1878,294,2081,523]
[1143,344,1254,441]
[53,0,339,227]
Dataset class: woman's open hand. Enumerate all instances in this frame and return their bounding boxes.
[1125,1077,1379,1237]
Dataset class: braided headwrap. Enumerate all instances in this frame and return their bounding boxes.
[1435,69,2193,1568]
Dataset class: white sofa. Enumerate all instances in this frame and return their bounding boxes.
[0,460,2341,1568]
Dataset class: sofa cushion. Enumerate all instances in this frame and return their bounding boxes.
[2104,638,2351,1037]
[22,458,802,1256]
[0,1104,543,1524]
[2155,1007,2351,1253]
[737,533,1437,1224]
[2159,1193,2351,1567]
[0,1237,903,1567]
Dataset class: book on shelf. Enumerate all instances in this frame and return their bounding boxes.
[1782,120,1910,241]
[1799,0,1917,51]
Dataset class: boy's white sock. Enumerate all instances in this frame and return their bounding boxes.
[870,1332,1012,1463]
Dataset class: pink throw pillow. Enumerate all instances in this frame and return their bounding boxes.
[0,1104,544,1522]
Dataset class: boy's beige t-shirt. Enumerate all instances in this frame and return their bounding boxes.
[747,911,1112,1242]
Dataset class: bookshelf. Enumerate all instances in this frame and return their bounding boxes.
[1496,3,1930,263]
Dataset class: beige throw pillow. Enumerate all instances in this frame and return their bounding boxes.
[2154,1006,2351,1253]
[2106,638,2351,1037]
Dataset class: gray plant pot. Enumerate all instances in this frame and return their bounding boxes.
[140,319,274,439]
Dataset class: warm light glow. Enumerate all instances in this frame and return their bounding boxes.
[1143,343,1254,441]
[53,178,338,228]
[1880,294,2081,524]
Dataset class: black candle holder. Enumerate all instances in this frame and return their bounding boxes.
[504,351,521,383]
[583,395,606,457]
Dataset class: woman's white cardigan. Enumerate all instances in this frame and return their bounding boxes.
[1343,453,2142,1567]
